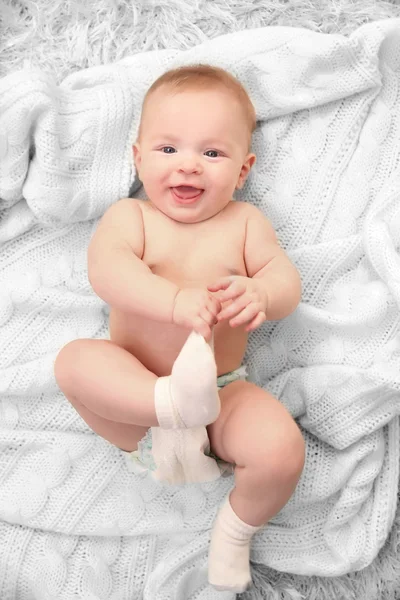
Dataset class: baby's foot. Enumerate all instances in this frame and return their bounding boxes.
[208,496,262,593]
[154,331,220,429]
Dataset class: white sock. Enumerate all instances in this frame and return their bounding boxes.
[154,331,220,429]
[208,495,263,593]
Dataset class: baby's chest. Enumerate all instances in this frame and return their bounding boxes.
[143,234,247,284]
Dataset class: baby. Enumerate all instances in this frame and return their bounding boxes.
[54,64,305,593]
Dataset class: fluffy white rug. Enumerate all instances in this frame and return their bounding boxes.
[1,2,400,599]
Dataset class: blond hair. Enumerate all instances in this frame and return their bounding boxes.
[137,64,256,150]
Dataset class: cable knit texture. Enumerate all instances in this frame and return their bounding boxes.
[0,19,400,599]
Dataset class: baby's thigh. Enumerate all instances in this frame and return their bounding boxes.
[72,401,149,452]
[207,381,305,470]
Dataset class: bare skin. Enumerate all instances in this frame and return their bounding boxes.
[109,199,249,377]
[54,86,305,530]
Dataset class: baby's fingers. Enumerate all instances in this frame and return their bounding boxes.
[245,311,266,332]
[200,308,218,327]
[217,295,250,322]
[207,296,222,318]
[193,316,212,341]
[207,278,232,292]
[229,304,260,328]
[208,277,245,301]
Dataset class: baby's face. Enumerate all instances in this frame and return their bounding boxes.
[133,88,256,223]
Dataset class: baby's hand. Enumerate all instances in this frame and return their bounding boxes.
[207,276,267,332]
[172,288,221,341]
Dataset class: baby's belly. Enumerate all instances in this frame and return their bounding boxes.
[109,309,248,377]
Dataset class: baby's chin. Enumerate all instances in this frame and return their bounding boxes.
[163,206,218,224]
[146,190,232,223]
[154,199,226,224]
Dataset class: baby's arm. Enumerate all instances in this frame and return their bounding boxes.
[87,198,179,322]
[208,205,301,330]
[244,205,301,320]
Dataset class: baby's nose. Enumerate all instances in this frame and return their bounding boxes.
[179,155,202,173]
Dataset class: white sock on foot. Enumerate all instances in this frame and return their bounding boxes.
[208,495,263,593]
[154,331,220,429]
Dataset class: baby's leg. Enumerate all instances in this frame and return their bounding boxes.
[54,331,220,435]
[65,400,149,452]
[206,380,305,592]
[54,338,159,426]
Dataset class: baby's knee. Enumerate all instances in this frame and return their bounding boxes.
[54,339,85,388]
[265,424,305,484]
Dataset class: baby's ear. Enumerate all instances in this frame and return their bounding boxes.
[133,143,142,170]
[236,153,256,189]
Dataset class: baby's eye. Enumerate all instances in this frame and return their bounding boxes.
[204,150,220,158]
[161,146,176,154]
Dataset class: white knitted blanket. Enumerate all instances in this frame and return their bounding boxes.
[1,19,400,599]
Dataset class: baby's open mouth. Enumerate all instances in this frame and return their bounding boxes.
[171,186,204,202]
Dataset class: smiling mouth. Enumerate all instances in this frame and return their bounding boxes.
[171,186,204,203]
